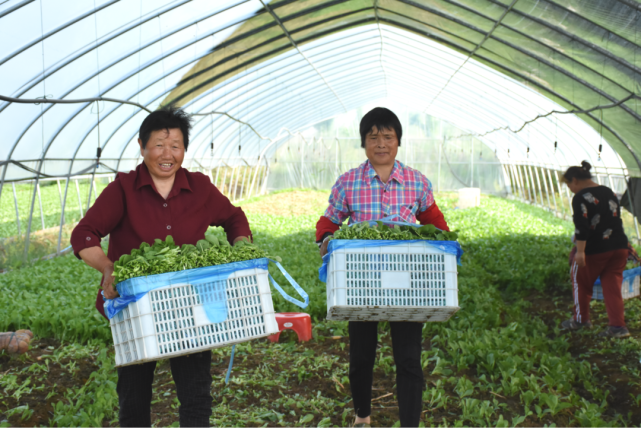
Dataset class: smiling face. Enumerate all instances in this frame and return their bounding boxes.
[138,128,185,181]
[364,126,399,168]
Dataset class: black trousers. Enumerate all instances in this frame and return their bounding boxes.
[349,321,424,427]
[116,350,213,427]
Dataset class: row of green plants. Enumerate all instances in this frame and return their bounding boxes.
[0,179,109,238]
[1,192,641,426]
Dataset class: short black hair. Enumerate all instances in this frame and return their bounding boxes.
[139,105,193,150]
[562,161,592,183]
[359,107,402,148]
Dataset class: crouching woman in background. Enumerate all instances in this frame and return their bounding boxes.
[561,161,630,338]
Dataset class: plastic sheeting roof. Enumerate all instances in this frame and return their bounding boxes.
[0,0,640,182]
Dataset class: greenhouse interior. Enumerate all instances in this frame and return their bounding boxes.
[1,0,641,427]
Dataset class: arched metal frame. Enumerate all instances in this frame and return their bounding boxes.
[0,0,638,185]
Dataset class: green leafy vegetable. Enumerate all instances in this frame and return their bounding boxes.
[112,234,273,286]
[331,221,459,241]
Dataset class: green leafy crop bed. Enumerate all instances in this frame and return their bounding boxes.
[1,190,641,427]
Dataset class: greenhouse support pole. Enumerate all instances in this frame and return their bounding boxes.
[624,176,641,242]
[261,159,271,195]
[502,163,513,197]
[232,166,240,202]
[533,166,546,210]
[86,166,97,213]
[544,167,559,215]
[500,163,512,197]
[75,179,84,218]
[57,178,71,254]
[525,165,539,206]
[553,169,569,218]
[506,164,517,199]
[520,165,531,202]
[23,160,44,261]
[514,165,527,202]
[526,165,538,205]
[227,167,236,200]
[56,179,63,206]
[512,164,526,202]
[508,164,521,200]
[92,178,98,204]
[36,182,44,230]
[214,166,220,188]
[239,166,248,200]
[12,182,21,236]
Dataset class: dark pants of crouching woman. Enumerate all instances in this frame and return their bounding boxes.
[349,321,425,427]
[117,350,213,427]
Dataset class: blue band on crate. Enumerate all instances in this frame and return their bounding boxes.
[594,266,641,286]
[104,258,309,320]
[267,258,310,308]
[318,239,464,283]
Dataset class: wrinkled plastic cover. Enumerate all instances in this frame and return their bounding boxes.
[319,239,464,283]
[1,0,639,181]
[105,257,309,320]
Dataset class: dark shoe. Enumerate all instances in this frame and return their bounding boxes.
[353,424,371,428]
[598,326,631,338]
[561,319,593,330]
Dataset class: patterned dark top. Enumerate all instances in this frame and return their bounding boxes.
[572,185,628,255]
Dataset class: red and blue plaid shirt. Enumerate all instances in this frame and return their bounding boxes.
[324,160,434,225]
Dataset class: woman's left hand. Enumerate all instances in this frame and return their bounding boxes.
[575,251,586,268]
[233,236,251,245]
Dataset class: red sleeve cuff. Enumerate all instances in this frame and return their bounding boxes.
[417,203,450,231]
[70,227,102,259]
[316,216,340,242]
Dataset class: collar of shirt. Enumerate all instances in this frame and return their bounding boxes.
[135,162,192,199]
[364,159,405,187]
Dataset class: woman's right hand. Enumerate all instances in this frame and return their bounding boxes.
[101,264,119,299]
[320,239,330,257]
[575,251,586,268]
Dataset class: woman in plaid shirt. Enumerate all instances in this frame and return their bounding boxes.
[316,108,449,427]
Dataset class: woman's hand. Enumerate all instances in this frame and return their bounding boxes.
[101,264,119,299]
[233,236,251,245]
[78,246,119,299]
[575,240,587,268]
[320,239,329,257]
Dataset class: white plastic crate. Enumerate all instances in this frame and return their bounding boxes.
[110,267,279,367]
[325,241,459,322]
[592,267,641,301]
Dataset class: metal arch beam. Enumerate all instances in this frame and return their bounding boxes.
[423,0,520,110]
[165,16,381,105]
[0,0,34,19]
[259,0,347,112]
[6,4,370,160]
[431,0,641,67]
[6,2,640,172]
[497,0,641,73]
[384,3,641,111]
[378,35,614,166]
[539,0,641,49]
[188,70,385,162]
[0,0,205,113]
[0,0,119,66]
[77,26,382,166]
[4,4,286,168]
[375,17,641,172]
[380,26,616,167]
